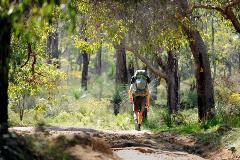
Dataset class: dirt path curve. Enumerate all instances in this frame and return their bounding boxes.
[10,127,205,160]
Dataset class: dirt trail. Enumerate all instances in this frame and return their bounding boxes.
[10,127,206,160]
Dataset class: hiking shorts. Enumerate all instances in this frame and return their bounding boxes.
[133,96,146,112]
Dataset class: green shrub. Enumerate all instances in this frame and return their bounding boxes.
[180,91,198,109]
[217,103,240,128]
[72,89,83,100]
[215,83,240,128]
[112,87,123,104]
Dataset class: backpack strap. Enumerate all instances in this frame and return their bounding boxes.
[131,76,136,84]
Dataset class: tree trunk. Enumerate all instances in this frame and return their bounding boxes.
[128,60,135,82]
[81,51,89,90]
[115,39,128,84]
[47,32,60,68]
[0,17,11,134]
[95,46,102,75]
[166,51,179,114]
[211,16,217,82]
[184,28,215,121]
[77,50,82,71]
[19,94,26,121]
[238,49,240,71]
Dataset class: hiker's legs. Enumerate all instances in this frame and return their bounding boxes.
[138,99,146,125]
[133,96,146,125]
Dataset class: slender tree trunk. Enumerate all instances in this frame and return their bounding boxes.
[19,94,26,121]
[238,49,240,71]
[81,51,89,90]
[211,16,217,82]
[115,39,128,84]
[128,60,134,82]
[47,32,60,68]
[166,51,179,114]
[0,17,11,134]
[95,46,102,75]
[77,50,82,71]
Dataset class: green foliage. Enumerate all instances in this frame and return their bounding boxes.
[9,78,133,130]
[4,0,240,141]
[143,107,221,134]
[8,20,66,121]
[215,77,240,128]
[72,89,83,100]
[74,38,95,54]
[112,87,123,104]
[180,91,198,109]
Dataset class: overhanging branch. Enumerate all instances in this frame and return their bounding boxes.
[189,4,223,13]
[125,45,167,80]
[189,1,240,33]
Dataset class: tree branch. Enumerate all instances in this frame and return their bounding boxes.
[20,46,31,68]
[153,52,167,71]
[224,8,240,33]
[125,45,167,80]
[189,1,240,33]
[190,4,224,13]
[224,0,240,10]
[27,43,36,76]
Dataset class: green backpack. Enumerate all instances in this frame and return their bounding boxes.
[131,70,150,95]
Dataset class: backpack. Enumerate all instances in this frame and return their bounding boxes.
[131,70,150,96]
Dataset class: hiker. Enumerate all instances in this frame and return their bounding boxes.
[128,70,151,131]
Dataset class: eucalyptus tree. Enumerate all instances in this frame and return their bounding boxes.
[72,1,130,86]
[124,0,184,114]
[118,0,217,119]
[82,0,182,114]
[0,0,60,134]
[170,0,215,121]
